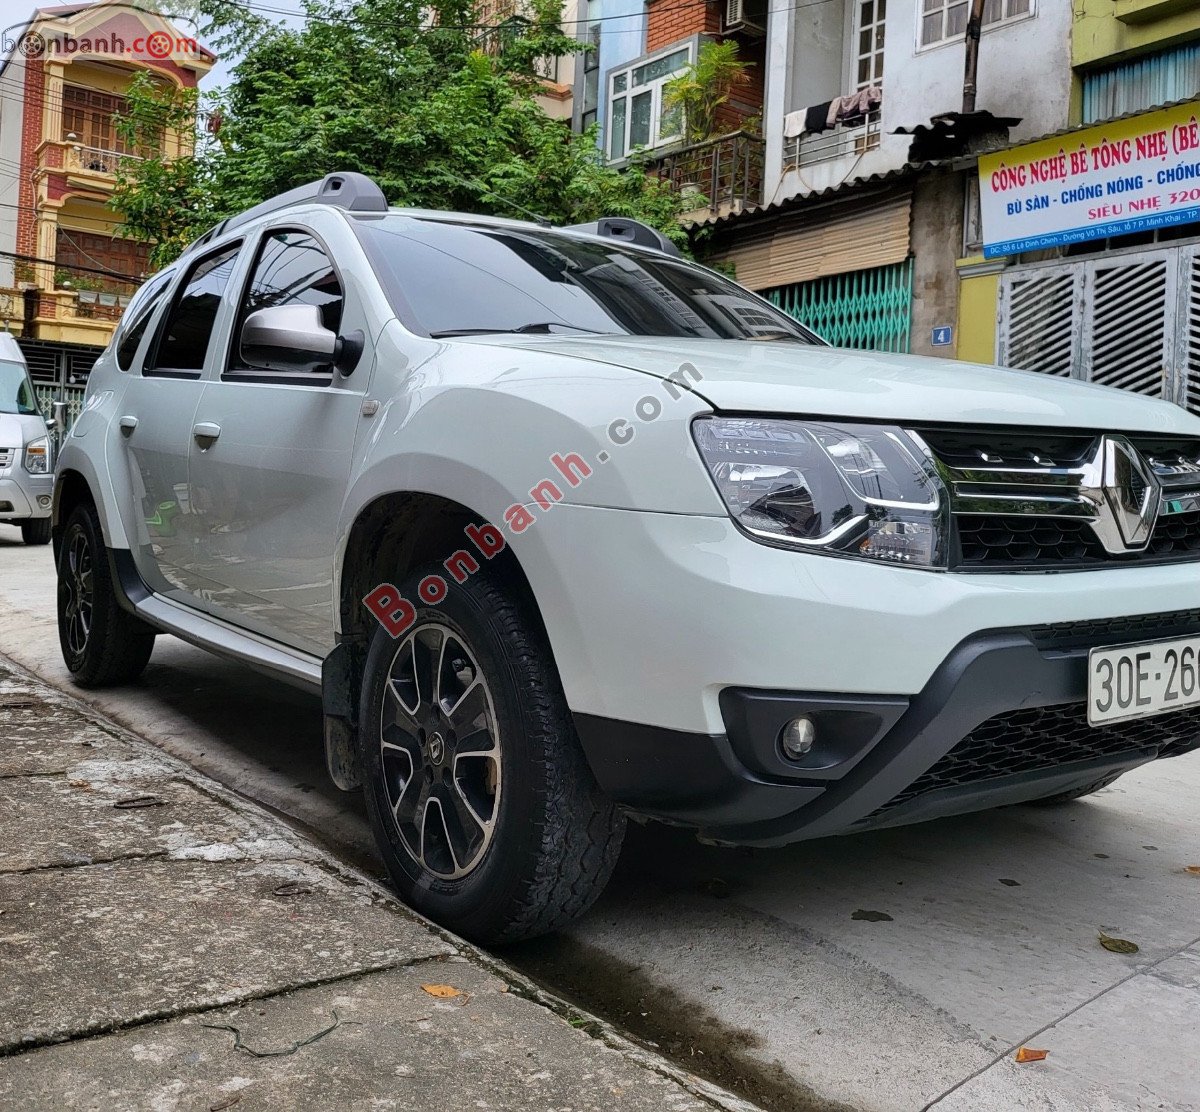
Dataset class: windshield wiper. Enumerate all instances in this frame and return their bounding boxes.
[429,322,604,338]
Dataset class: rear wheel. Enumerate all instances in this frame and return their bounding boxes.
[57,503,155,687]
[21,518,51,545]
[358,564,625,944]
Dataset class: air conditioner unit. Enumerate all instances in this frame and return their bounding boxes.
[724,0,765,36]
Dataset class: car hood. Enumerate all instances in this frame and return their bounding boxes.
[0,412,46,448]
[486,336,1200,434]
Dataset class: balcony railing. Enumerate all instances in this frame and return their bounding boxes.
[64,144,142,176]
[783,108,882,170]
[650,131,764,215]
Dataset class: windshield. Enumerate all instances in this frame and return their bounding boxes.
[354,216,819,343]
[0,362,38,417]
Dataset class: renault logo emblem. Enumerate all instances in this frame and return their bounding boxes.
[1084,436,1159,554]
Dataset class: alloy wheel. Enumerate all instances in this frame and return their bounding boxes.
[380,622,502,879]
[62,527,94,657]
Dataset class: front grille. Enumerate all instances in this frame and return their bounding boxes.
[914,427,1200,571]
[871,702,1200,817]
[0,448,13,468]
[1029,608,1200,652]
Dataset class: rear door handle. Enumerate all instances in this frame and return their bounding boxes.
[193,422,221,446]
[118,415,138,437]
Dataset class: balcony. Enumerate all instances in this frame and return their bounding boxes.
[64,143,142,178]
[2,287,129,347]
[783,109,882,170]
[650,131,765,219]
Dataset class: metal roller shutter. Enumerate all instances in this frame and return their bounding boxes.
[708,188,913,292]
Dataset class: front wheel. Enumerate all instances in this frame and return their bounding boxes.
[21,518,51,545]
[358,565,625,944]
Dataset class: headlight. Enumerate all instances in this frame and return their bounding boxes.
[692,417,949,568]
[24,436,51,474]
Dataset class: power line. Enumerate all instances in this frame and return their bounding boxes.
[0,247,145,283]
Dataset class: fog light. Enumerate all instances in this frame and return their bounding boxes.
[37,495,51,508]
[780,715,816,759]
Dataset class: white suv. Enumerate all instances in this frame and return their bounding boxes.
[53,173,1200,943]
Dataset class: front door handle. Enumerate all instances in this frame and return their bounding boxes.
[118,415,138,437]
[193,422,221,447]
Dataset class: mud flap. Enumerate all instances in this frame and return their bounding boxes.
[322,640,363,791]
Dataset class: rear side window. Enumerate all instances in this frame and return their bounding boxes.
[114,273,172,371]
[147,243,241,376]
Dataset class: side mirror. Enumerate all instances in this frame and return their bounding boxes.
[240,304,365,375]
[50,400,69,432]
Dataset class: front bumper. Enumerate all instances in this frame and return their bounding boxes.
[0,472,53,521]
[575,609,1200,846]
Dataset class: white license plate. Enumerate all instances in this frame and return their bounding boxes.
[1088,636,1200,725]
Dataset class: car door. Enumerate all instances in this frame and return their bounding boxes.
[111,243,243,604]
[185,223,373,656]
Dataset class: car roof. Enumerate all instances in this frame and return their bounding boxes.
[0,333,27,367]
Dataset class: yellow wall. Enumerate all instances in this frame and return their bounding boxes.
[1073,0,1200,69]
[956,263,1000,366]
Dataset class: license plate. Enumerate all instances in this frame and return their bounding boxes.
[1088,636,1200,725]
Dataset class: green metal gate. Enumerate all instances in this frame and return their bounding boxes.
[766,259,913,352]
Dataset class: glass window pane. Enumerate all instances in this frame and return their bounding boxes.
[355,218,819,343]
[858,58,871,85]
[921,11,941,43]
[859,0,874,23]
[982,0,1000,22]
[632,48,689,87]
[923,0,940,11]
[629,90,652,149]
[877,0,886,17]
[947,2,968,36]
[859,28,871,55]
[613,71,627,93]
[659,100,682,140]
[1008,0,1030,13]
[115,275,170,371]
[150,245,240,372]
[584,67,599,106]
[610,97,627,159]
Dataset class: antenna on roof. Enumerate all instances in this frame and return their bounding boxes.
[443,172,554,228]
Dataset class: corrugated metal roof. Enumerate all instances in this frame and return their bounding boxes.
[989,96,1200,152]
[691,162,943,232]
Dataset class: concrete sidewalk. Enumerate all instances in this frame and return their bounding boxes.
[0,653,751,1112]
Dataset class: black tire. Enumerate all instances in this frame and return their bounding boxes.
[57,503,155,687]
[21,518,51,545]
[1029,771,1125,806]
[358,563,625,944]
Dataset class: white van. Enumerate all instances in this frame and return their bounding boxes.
[0,334,54,545]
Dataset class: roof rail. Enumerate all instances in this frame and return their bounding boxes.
[182,172,388,257]
[564,217,682,258]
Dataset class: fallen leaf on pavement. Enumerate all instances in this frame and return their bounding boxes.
[420,984,463,999]
[1015,1047,1048,1064]
[1098,931,1139,954]
[1185,866,1200,875]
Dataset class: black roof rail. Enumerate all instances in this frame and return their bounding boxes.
[182,172,388,257]
[564,217,682,258]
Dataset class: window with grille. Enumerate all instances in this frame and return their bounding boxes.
[854,0,885,89]
[919,0,1031,48]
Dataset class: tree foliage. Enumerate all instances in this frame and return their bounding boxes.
[113,0,688,265]
[662,40,752,145]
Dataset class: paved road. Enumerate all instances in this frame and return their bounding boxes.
[3,533,1199,1111]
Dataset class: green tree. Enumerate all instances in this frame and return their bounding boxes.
[112,0,688,266]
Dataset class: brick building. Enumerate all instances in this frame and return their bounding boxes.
[0,0,213,409]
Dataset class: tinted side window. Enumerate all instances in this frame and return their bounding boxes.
[115,273,171,371]
[228,231,344,376]
[148,244,241,375]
